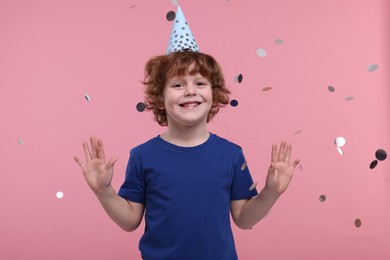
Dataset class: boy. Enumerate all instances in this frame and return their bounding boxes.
[74,6,300,260]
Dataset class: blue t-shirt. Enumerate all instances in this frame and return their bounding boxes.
[118,133,258,260]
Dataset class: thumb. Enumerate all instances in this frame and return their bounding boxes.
[106,158,118,170]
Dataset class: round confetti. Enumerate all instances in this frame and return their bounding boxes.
[171,0,179,5]
[334,137,346,147]
[369,160,378,169]
[337,146,344,156]
[166,11,176,21]
[319,195,326,202]
[249,182,257,191]
[230,99,238,107]
[241,161,247,171]
[355,218,362,228]
[56,191,64,199]
[367,64,378,72]
[18,137,24,145]
[237,74,243,83]
[328,86,335,92]
[136,102,146,112]
[262,86,272,91]
[84,93,91,102]
[375,149,387,161]
[256,48,267,58]
[345,96,354,102]
[274,38,283,44]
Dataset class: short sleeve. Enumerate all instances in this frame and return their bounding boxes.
[118,151,145,204]
[230,148,258,200]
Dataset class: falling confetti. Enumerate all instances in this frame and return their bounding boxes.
[171,0,179,5]
[375,149,387,161]
[328,86,335,92]
[262,86,272,91]
[136,102,146,112]
[128,5,137,9]
[337,146,344,156]
[319,195,326,202]
[237,74,243,83]
[18,137,24,145]
[367,64,378,72]
[274,38,283,44]
[294,129,303,135]
[345,96,354,102]
[249,182,257,191]
[230,99,238,107]
[56,191,64,199]
[369,160,378,169]
[256,48,267,58]
[166,11,176,21]
[334,137,346,147]
[84,93,91,102]
[355,218,362,228]
[241,161,247,171]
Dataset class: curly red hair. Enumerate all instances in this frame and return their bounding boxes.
[142,51,230,126]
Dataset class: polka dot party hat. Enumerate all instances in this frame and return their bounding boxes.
[166,6,200,54]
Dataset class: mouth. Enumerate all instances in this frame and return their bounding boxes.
[179,101,202,108]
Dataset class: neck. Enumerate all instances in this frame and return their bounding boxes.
[161,123,210,147]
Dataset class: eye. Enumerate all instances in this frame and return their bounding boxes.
[172,83,184,88]
[196,81,208,87]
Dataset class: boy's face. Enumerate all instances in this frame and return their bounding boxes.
[163,63,213,128]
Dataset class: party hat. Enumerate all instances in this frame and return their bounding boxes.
[166,6,200,54]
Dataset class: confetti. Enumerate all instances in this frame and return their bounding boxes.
[18,137,24,145]
[367,64,378,72]
[369,160,378,169]
[337,146,344,156]
[345,96,354,102]
[166,11,176,21]
[230,99,238,107]
[136,102,146,112]
[241,161,247,171]
[334,137,346,147]
[128,5,137,9]
[171,0,179,5]
[256,48,267,58]
[319,195,326,202]
[298,164,303,172]
[274,38,283,44]
[375,149,387,161]
[355,218,362,228]
[262,86,272,91]
[237,74,243,83]
[56,191,64,199]
[249,182,257,191]
[328,86,335,92]
[84,93,91,102]
[294,129,303,135]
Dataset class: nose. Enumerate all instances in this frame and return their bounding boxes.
[184,84,196,96]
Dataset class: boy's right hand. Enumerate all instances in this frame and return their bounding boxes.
[74,136,118,194]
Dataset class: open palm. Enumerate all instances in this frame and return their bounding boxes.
[265,141,300,196]
[74,136,117,193]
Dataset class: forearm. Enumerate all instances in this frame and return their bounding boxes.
[235,187,281,230]
[94,186,141,232]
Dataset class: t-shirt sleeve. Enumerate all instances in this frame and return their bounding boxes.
[230,148,259,200]
[117,150,145,204]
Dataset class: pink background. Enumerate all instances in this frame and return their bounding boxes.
[1,0,389,259]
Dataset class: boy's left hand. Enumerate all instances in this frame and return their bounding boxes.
[264,141,300,197]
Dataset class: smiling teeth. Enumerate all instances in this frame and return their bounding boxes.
[181,103,199,107]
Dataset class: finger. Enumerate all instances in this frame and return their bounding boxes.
[74,156,85,169]
[97,138,106,161]
[90,136,98,159]
[291,159,301,168]
[106,158,118,171]
[271,143,278,163]
[277,141,287,161]
[284,143,292,164]
[83,141,92,162]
